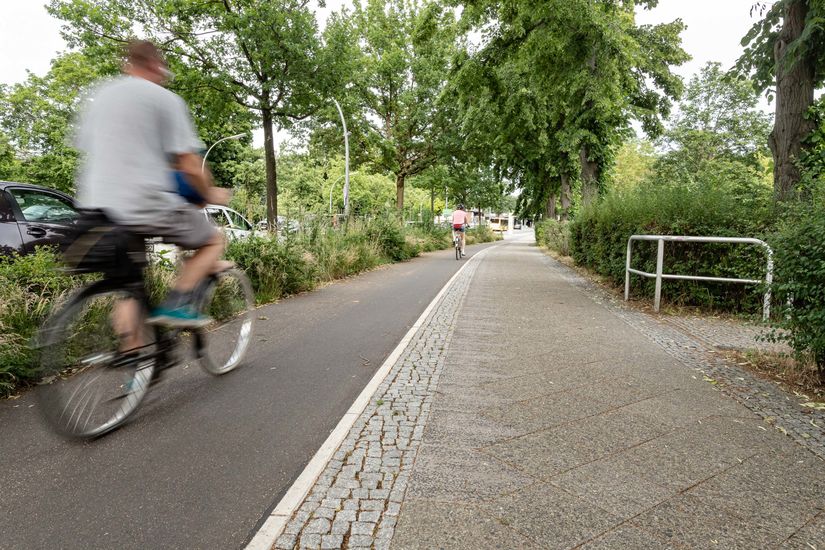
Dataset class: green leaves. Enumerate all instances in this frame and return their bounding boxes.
[0,52,104,192]
[450,0,687,217]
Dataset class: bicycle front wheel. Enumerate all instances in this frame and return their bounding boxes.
[37,287,156,439]
[195,268,255,375]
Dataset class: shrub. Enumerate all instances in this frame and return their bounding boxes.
[300,219,385,280]
[405,225,452,252]
[769,206,825,381]
[365,216,417,261]
[225,235,317,303]
[535,220,571,256]
[0,248,83,395]
[569,184,776,311]
[466,225,500,245]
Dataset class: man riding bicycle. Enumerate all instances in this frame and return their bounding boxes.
[452,204,471,257]
[73,40,229,332]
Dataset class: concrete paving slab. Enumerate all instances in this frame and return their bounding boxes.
[405,444,536,502]
[422,408,521,448]
[480,384,617,432]
[481,428,601,479]
[481,483,623,550]
[779,513,825,549]
[429,382,513,413]
[579,525,681,549]
[391,500,542,549]
[631,493,788,548]
[480,364,612,401]
[550,453,673,520]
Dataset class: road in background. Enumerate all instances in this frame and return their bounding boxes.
[0,241,499,549]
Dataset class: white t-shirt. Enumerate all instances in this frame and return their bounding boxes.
[74,75,204,223]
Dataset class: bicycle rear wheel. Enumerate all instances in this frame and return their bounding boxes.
[37,287,156,439]
[195,268,255,375]
[455,239,461,260]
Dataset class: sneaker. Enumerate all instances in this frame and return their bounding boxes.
[147,303,212,328]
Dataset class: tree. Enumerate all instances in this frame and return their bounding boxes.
[611,139,655,192]
[665,63,771,164]
[0,52,104,192]
[451,0,687,215]
[350,0,457,211]
[647,63,773,205]
[737,0,825,200]
[49,0,353,226]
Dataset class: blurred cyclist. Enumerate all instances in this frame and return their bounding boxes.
[452,204,471,256]
[74,40,230,330]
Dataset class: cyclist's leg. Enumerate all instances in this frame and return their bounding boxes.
[131,206,222,327]
[112,298,144,352]
[176,231,224,291]
[461,228,466,254]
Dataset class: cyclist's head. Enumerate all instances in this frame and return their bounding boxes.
[125,40,172,86]
[457,204,465,211]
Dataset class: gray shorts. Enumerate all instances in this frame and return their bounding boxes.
[125,206,218,250]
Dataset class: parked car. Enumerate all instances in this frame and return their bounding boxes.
[0,181,80,257]
[203,204,254,240]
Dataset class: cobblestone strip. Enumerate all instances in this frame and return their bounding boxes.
[273,255,484,550]
[537,253,825,459]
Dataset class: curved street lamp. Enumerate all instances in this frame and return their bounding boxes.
[331,99,350,217]
[201,133,245,174]
[328,174,345,214]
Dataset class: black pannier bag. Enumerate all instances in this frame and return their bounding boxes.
[62,209,146,280]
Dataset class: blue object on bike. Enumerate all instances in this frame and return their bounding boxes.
[174,171,205,205]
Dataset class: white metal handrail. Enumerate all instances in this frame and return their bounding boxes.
[624,235,774,320]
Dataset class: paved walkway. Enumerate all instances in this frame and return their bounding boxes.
[270,236,825,549]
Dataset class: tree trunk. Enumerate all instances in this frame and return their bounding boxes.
[545,192,557,220]
[580,145,600,206]
[395,172,405,211]
[560,173,572,221]
[262,108,278,229]
[771,0,815,201]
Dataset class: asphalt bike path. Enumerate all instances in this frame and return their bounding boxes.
[0,241,495,550]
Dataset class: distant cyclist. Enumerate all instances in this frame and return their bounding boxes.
[452,204,471,257]
[74,40,230,330]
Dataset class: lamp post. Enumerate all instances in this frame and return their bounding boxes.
[328,174,345,214]
[201,133,245,174]
[331,99,350,217]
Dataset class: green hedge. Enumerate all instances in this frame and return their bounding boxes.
[568,184,776,311]
[769,206,825,380]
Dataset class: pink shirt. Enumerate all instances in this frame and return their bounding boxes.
[452,210,467,226]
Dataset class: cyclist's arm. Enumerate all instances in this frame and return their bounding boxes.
[175,152,229,206]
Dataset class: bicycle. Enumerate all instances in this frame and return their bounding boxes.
[453,228,463,260]
[36,211,255,439]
